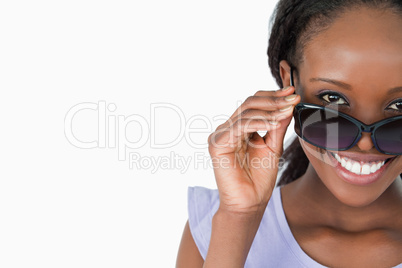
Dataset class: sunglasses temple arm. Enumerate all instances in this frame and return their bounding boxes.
[290,67,295,87]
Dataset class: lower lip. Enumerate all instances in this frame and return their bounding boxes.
[327,151,396,186]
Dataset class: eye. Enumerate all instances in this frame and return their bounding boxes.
[317,91,348,105]
[388,99,402,113]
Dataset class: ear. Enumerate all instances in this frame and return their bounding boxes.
[279,60,292,88]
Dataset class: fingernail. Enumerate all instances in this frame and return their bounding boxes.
[269,121,279,125]
[280,86,292,91]
[285,94,297,101]
[279,105,293,112]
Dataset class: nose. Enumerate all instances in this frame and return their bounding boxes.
[355,131,375,152]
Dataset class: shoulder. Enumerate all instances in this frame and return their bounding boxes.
[187,186,220,220]
[186,186,320,267]
[187,186,220,260]
[186,186,282,261]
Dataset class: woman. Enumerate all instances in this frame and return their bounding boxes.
[176,0,402,267]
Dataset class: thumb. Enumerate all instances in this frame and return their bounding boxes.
[263,114,293,157]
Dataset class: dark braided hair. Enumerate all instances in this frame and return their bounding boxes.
[267,0,402,186]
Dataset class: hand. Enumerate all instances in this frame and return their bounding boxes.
[208,86,300,214]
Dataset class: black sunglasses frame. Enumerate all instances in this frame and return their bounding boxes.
[290,67,402,155]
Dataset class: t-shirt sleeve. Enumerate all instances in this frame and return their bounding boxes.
[187,186,220,260]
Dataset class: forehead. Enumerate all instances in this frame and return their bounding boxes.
[299,7,402,89]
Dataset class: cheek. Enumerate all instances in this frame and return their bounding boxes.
[390,157,402,177]
[299,138,331,166]
[298,138,340,183]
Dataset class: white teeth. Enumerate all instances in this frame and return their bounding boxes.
[370,164,378,173]
[377,162,383,170]
[341,158,347,167]
[345,161,352,171]
[332,153,386,175]
[351,162,361,175]
[361,164,371,175]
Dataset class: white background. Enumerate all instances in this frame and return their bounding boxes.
[0,0,297,267]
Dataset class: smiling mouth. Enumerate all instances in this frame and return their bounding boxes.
[328,151,397,176]
[324,150,400,186]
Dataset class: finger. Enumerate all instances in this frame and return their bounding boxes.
[228,91,299,123]
[208,118,281,156]
[217,96,298,133]
[253,86,295,97]
[226,106,294,141]
[212,86,298,136]
[263,112,294,157]
[231,105,294,123]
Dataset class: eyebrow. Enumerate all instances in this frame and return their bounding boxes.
[309,77,402,94]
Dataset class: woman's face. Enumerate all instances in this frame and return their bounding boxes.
[295,7,402,207]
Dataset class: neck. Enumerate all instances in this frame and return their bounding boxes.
[287,164,402,233]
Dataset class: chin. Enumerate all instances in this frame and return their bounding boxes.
[329,188,383,208]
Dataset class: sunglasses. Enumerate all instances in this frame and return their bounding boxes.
[290,67,402,155]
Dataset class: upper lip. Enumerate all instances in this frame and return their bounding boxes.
[329,151,397,163]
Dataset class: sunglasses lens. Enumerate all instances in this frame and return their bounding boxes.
[298,108,359,149]
[374,119,402,154]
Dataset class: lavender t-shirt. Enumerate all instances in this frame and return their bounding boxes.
[187,186,402,268]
